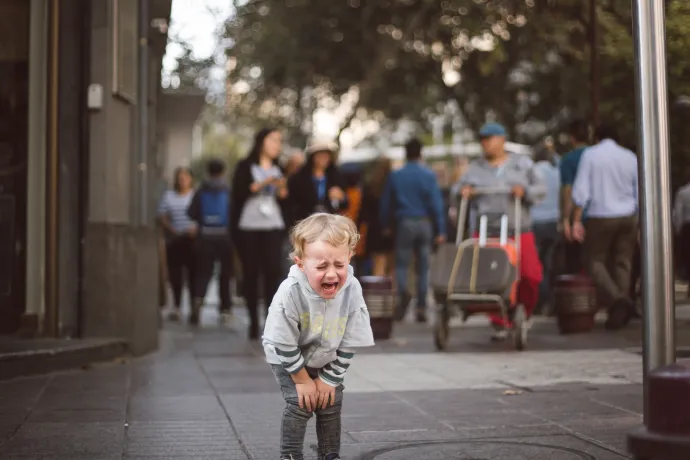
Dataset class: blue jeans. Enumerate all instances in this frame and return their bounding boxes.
[271,365,344,460]
[395,218,433,307]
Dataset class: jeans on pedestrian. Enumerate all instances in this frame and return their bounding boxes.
[395,218,433,308]
[271,365,343,460]
[533,220,559,312]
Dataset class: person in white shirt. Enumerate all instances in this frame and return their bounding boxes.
[571,124,638,330]
[673,182,690,282]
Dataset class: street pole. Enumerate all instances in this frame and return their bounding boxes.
[631,0,675,396]
[626,0,690,457]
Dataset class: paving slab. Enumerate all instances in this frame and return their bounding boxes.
[0,310,652,459]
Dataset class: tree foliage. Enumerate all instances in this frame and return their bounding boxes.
[223,0,690,183]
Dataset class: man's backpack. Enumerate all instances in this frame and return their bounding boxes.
[199,189,229,228]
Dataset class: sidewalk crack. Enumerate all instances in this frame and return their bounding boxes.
[195,351,254,460]
[0,375,54,448]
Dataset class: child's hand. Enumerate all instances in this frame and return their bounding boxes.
[295,379,318,411]
[314,378,337,409]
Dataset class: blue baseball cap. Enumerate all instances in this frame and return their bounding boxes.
[479,122,507,138]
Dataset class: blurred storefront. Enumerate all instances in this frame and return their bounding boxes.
[0,0,174,355]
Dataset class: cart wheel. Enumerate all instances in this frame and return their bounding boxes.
[434,304,451,351]
[512,304,528,351]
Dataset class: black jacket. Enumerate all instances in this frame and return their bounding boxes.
[230,156,288,236]
[287,161,348,226]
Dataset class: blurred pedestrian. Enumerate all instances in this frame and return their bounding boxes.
[288,139,348,225]
[157,166,196,321]
[381,138,446,323]
[673,181,690,295]
[531,143,561,314]
[231,128,288,340]
[558,120,590,274]
[359,157,395,278]
[280,150,306,275]
[285,150,305,177]
[571,124,638,330]
[456,123,546,340]
[187,159,233,326]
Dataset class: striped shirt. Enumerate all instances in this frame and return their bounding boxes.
[157,190,196,234]
[272,344,356,386]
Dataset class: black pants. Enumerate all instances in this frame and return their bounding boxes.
[194,236,233,311]
[166,236,195,308]
[533,221,559,311]
[678,224,690,282]
[237,229,285,336]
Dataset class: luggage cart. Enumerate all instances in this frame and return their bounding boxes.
[431,187,527,351]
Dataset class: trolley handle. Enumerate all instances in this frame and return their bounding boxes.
[455,187,522,250]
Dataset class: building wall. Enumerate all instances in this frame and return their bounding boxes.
[158,93,206,183]
[56,0,88,337]
[79,0,161,355]
[162,121,194,179]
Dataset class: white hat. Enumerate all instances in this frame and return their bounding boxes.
[305,138,339,156]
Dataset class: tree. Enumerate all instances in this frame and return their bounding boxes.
[224,0,690,187]
[163,34,218,94]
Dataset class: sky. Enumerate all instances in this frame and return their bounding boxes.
[163,0,231,70]
[163,0,342,144]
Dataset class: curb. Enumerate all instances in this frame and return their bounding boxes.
[0,338,128,381]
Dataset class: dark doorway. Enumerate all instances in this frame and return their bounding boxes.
[0,1,31,334]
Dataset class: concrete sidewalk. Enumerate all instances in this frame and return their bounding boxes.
[0,307,648,460]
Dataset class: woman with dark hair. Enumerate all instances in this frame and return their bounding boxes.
[231,128,288,339]
[287,139,348,226]
[157,167,196,321]
[358,157,395,277]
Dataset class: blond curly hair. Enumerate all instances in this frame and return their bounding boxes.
[289,213,360,260]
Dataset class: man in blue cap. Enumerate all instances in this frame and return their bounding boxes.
[454,122,546,340]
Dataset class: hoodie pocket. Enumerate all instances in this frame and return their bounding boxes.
[306,348,336,368]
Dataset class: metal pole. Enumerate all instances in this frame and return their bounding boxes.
[137,0,149,225]
[631,0,676,424]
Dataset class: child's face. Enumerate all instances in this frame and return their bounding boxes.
[296,240,351,299]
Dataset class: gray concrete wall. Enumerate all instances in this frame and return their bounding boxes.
[158,93,206,183]
[81,223,158,355]
[79,0,160,355]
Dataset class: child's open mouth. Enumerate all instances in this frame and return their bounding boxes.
[321,282,338,294]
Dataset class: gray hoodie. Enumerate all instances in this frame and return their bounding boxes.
[453,153,546,233]
[262,265,375,386]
